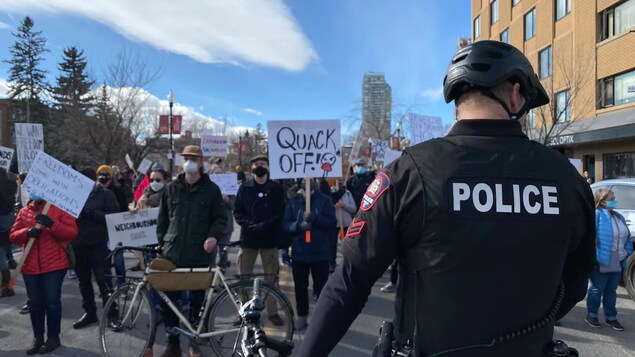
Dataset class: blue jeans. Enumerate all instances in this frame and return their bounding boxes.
[23,269,67,338]
[586,266,623,320]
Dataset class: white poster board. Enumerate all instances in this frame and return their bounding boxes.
[15,123,44,173]
[210,173,239,195]
[106,208,159,247]
[22,151,94,218]
[383,150,402,167]
[372,140,389,161]
[409,113,444,146]
[175,154,184,166]
[125,153,134,170]
[267,120,342,179]
[0,146,15,171]
[137,158,153,175]
[201,135,228,157]
[20,184,29,207]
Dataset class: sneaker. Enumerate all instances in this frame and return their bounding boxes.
[585,316,602,328]
[295,315,308,331]
[380,282,396,293]
[606,320,624,331]
[554,320,562,327]
[19,301,31,314]
[0,287,15,297]
[268,314,284,326]
[67,269,77,279]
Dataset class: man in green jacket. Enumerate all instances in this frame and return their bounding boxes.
[156,145,227,357]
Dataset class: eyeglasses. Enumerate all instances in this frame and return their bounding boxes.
[150,179,163,183]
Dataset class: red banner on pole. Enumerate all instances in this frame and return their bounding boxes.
[159,115,183,135]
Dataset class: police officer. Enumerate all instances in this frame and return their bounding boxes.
[298,40,595,357]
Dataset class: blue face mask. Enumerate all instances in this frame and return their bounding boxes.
[356,167,366,174]
[29,191,43,203]
[606,200,618,209]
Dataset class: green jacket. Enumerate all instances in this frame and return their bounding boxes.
[157,173,228,267]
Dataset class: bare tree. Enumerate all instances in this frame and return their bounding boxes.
[526,48,595,146]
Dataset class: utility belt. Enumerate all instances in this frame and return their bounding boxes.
[373,284,579,356]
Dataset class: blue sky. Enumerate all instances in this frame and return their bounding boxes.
[0,0,471,136]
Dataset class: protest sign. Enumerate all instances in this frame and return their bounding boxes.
[137,158,153,175]
[201,135,228,157]
[383,150,402,167]
[0,146,14,171]
[568,158,582,172]
[175,154,184,166]
[125,153,134,171]
[210,173,239,195]
[372,140,389,161]
[15,123,44,173]
[22,151,94,218]
[267,120,342,179]
[409,114,444,146]
[106,208,160,247]
[20,184,29,207]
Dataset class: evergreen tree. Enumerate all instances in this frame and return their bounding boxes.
[52,46,94,112]
[4,16,49,122]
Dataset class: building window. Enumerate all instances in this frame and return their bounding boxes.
[556,0,572,20]
[491,0,499,24]
[513,0,521,6]
[601,69,635,107]
[525,8,536,40]
[474,16,481,39]
[602,0,635,40]
[526,108,536,128]
[500,28,509,43]
[555,90,571,122]
[539,46,552,79]
[604,152,635,179]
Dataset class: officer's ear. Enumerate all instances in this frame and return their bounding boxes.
[508,83,525,114]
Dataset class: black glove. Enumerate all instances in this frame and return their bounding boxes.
[304,212,315,223]
[35,214,54,228]
[248,222,267,232]
[27,227,41,239]
[297,221,311,231]
[8,258,17,270]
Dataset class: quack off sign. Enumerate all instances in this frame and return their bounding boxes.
[267,120,342,179]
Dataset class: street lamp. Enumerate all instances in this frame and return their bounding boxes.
[238,135,243,168]
[396,121,401,150]
[167,90,174,176]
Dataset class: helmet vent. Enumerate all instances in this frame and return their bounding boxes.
[452,53,469,63]
[471,63,491,72]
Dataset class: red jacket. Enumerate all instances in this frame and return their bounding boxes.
[10,201,78,275]
[135,175,150,203]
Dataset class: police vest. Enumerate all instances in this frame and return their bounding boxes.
[395,136,587,356]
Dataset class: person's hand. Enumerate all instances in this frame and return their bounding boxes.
[35,214,54,228]
[27,227,41,239]
[129,207,139,214]
[335,200,344,209]
[304,212,315,223]
[8,258,17,269]
[204,237,217,253]
[222,194,230,202]
[298,221,311,231]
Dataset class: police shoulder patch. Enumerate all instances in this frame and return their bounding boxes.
[360,172,390,211]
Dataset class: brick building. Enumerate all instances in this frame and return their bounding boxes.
[472,0,635,181]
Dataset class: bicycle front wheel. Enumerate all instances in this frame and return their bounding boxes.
[207,279,295,356]
[100,282,156,357]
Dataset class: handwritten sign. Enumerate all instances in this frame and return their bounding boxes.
[210,173,239,195]
[268,120,342,179]
[137,158,153,175]
[201,135,228,157]
[22,151,94,218]
[0,146,14,171]
[15,123,44,173]
[409,114,444,146]
[106,208,159,247]
[372,140,389,161]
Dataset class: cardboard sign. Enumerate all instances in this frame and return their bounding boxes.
[137,158,153,175]
[267,120,342,179]
[15,123,44,173]
[409,114,444,146]
[106,208,160,247]
[210,173,239,195]
[22,151,94,218]
[0,146,14,171]
[201,135,228,157]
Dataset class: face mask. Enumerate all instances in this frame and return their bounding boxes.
[97,174,110,184]
[29,191,43,203]
[253,166,268,178]
[606,200,618,209]
[150,181,164,192]
[183,160,199,174]
[356,167,366,174]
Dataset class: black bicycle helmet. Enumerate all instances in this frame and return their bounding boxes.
[443,40,549,120]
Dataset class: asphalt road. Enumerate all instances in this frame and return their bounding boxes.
[2,235,635,356]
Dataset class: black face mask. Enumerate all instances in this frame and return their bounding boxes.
[252,166,268,178]
[98,175,110,184]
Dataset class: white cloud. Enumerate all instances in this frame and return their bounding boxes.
[0,78,8,98]
[0,21,9,29]
[243,107,263,116]
[0,0,317,71]
[420,86,444,101]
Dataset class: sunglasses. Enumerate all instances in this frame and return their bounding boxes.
[150,178,163,183]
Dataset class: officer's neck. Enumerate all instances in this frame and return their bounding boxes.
[456,102,509,120]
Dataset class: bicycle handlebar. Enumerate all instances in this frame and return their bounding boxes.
[106,245,162,260]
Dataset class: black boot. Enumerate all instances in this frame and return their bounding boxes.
[39,335,61,354]
[73,312,98,329]
[26,336,44,355]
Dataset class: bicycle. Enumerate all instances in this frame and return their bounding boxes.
[99,241,295,357]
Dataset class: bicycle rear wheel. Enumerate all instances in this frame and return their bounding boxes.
[207,280,295,356]
[100,282,156,357]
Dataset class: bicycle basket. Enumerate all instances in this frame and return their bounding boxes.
[147,258,214,292]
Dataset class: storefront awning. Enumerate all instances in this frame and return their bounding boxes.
[541,107,635,146]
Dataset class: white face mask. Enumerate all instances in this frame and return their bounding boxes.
[183,160,199,174]
[150,181,164,192]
